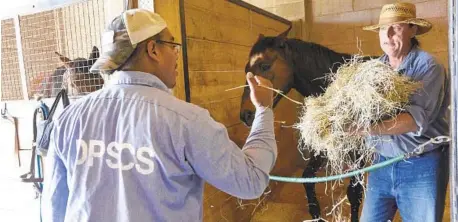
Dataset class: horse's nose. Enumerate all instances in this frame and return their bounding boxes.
[241,110,255,127]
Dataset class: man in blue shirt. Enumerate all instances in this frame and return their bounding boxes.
[41,9,278,222]
[358,3,450,222]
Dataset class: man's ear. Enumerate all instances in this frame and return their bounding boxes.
[146,40,159,61]
[411,25,418,37]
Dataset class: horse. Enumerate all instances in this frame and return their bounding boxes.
[239,27,373,221]
[52,46,103,97]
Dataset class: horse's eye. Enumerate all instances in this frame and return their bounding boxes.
[260,64,271,72]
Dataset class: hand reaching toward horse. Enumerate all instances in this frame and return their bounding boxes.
[246,72,273,109]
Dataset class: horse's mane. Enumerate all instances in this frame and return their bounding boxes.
[249,37,354,96]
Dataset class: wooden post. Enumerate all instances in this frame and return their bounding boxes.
[127,0,139,10]
[154,0,188,101]
[14,15,29,100]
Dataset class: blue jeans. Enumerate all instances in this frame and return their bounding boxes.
[360,146,449,222]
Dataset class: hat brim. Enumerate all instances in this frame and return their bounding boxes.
[89,37,136,74]
[362,18,432,35]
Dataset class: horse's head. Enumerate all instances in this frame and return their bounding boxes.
[240,27,294,126]
[55,46,103,96]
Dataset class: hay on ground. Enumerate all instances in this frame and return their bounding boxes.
[296,56,422,174]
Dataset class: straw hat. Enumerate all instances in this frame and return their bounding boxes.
[363,2,432,35]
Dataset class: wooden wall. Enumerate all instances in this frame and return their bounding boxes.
[153,1,451,221]
[243,0,305,21]
[302,1,451,221]
[157,0,304,221]
[305,0,449,68]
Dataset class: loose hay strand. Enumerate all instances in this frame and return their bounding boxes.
[296,56,422,175]
[225,85,303,105]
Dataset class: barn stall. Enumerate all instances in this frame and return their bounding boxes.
[0,0,456,221]
[0,0,303,221]
[154,0,304,221]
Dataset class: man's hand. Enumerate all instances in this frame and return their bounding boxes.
[345,124,364,136]
[246,72,273,109]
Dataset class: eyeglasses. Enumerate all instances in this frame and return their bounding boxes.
[156,40,182,53]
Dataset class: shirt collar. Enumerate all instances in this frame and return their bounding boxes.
[106,71,172,94]
[380,46,419,74]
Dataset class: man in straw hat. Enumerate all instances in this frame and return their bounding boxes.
[358,2,450,221]
[41,9,277,222]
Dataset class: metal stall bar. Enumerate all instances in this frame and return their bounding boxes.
[0,19,2,101]
[449,0,457,220]
[178,0,190,102]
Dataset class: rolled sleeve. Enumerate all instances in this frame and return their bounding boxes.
[404,62,446,136]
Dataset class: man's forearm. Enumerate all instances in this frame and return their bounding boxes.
[367,113,418,135]
[243,106,277,170]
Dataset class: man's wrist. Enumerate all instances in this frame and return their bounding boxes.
[255,104,272,111]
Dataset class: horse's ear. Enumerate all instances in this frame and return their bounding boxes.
[278,25,292,39]
[88,46,100,65]
[55,52,72,68]
[89,46,100,60]
[244,62,250,73]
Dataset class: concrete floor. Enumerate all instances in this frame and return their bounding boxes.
[252,169,452,222]
[0,151,41,222]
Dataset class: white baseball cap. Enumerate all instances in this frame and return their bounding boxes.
[90,9,167,74]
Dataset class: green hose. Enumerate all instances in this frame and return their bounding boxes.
[269,155,404,183]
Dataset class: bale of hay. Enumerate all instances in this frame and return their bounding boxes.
[295,56,422,174]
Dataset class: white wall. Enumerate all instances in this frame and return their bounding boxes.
[0,0,124,220]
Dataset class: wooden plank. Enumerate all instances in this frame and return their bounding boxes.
[204,193,262,222]
[250,9,290,32]
[200,96,243,127]
[154,0,187,101]
[418,16,449,53]
[226,123,251,147]
[203,194,239,222]
[184,3,257,46]
[289,19,303,39]
[251,24,285,37]
[184,0,250,22]
[204,183,226,202]
[189,71,246,105]
[186,39,251,72]
[228,0,292,25]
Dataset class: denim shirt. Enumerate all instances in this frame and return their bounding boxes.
[41,71,277,222]
[367,46,450,158]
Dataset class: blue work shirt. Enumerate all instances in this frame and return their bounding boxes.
[41,71,277,222]
[367,46,450,157]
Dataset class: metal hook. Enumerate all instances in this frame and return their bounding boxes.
[1,103,7,117]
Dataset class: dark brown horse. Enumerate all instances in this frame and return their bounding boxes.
[240,28,373,221]
[31,46,102,99]
[53,46,103,97]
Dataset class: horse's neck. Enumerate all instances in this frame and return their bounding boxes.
[290,46,352,97]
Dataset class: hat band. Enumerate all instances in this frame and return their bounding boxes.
[378,16,413,26]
